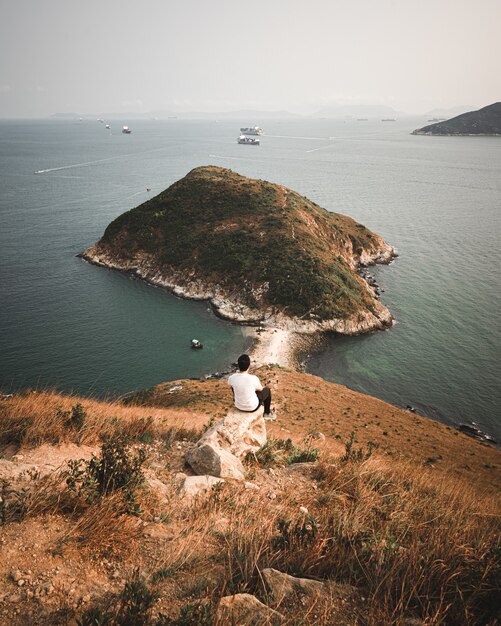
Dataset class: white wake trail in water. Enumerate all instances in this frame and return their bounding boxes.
[265,134,329,141]
[208,154,259,161]
[306,144,336,153]
[33,147,167,174]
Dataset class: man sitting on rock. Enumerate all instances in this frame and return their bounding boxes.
[228,354,273,417]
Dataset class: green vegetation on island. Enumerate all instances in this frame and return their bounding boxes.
[83,166,393,324]
[413,102,501,136]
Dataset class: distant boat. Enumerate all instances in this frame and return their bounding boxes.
[427,117,446,122]
[240,126,263,135]
[122,125,132,134]
[98,118,104,123]
[238,135,260,145]
[381,118,396,122]
[357,118,368,121]
[105,124,110,129]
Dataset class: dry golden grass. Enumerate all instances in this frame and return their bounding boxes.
[133,453,499,625]
[308,458,500,624]
[0,389,208,449]
[59,493,143,556]
[0,469,66,524]
[1,384,500,624]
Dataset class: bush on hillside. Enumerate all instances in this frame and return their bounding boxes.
[66,435,145,515]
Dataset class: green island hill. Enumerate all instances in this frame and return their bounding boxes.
[82,166,395,335]
[412,102,501,136]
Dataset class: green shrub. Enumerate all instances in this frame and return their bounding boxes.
[78,576,213,626]
[156,603,212,626]
[69,403,87,430]
[77,606,115,626]
[77,575,158,626]
[272,516,319,550]
[117,577,157,626]
[66,435,145,515]
[341,431,376,464]
[246,438,319,468]
[150,567,177,584]
[285,444,320,465]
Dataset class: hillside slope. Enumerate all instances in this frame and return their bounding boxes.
[0,371,500,625]
[412,102,501,136]
[82,167,395,334]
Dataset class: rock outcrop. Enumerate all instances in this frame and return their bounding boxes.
[262,568,358,605]
[0,444,95,482]
[262,568,326,599]
[216,593,284,625]
[185,407,266,480]
[179,475,225,499]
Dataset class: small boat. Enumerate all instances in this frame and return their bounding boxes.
[191,339,203,349]
[146,187,151,192]
[240,126,263,135]
[122,125,132,134]
[381,118,396,122]
[105,124,110,129]
[238,135,260,145]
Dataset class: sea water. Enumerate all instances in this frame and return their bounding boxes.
[0,118,500,438]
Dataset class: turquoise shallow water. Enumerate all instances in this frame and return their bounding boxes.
[1,118,500,438]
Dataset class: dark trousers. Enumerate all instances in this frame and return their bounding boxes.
[256,387,272,414]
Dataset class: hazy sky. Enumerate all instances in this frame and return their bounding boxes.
[0,0,499,117]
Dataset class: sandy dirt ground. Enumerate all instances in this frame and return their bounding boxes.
[248,327,317,369]
[250,328,293,368]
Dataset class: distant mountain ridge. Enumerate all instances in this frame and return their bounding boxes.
[423,105,473,118]
[312,104,399,118]
[50,109,299,120]
[412,102,501,136]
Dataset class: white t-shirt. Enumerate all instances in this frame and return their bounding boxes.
[228,372,262,411]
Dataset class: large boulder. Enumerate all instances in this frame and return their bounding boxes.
[217,593,284,625]
[185,407,266,480]
[184,443,246,480]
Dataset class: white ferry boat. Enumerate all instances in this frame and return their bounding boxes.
[122,125,132,134]
[238,135,260,145]
[240,126,263,135]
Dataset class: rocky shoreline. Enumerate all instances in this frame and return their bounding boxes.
[80,244,395,329]
[79,243,396,369]
[412,131,501,137]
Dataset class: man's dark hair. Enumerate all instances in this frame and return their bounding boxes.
[237,354,251,371]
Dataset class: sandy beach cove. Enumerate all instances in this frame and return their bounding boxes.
[248,327,318,370]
